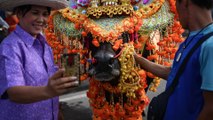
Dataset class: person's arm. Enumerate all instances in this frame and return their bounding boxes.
[197,91,213,120]
[134,54,171,80]
[6,69,78,104]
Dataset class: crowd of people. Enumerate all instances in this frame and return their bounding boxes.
[0,0,212,120]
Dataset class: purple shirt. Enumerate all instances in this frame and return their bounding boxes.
[0,25,59,120]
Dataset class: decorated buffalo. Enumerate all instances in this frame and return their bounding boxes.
[45,0,184,119]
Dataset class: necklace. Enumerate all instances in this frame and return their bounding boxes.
[176,22,213,62]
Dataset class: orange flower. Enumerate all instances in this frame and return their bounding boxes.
[81,31,87,37]
[92,38,100,47]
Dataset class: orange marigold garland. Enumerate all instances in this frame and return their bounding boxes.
[135,0,184,92]
[87,77,149,120]
[45,11,89,81]
[82,13,143,44]
[87,79,149,120]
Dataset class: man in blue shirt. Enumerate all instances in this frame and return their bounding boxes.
[134,0,213,120]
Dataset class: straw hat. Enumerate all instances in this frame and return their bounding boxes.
[0,0,69,11]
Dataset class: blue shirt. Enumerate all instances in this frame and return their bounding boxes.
[164,24,213,120]
[0,25,59,120]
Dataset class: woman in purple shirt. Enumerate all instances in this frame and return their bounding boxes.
[0,0,79,120]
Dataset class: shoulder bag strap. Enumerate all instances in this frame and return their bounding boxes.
[167,32,213,94]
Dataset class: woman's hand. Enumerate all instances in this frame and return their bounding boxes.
[45,69,79,97]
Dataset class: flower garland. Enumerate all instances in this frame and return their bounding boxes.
[138,0,184,92]
[45,11,89,81]
[82,13,143,45]
[87,78,149,120]
[88,80,148,120]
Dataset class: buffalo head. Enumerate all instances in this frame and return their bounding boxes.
[88,42,121,82]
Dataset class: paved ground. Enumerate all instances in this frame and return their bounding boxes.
[59,80,166,120]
